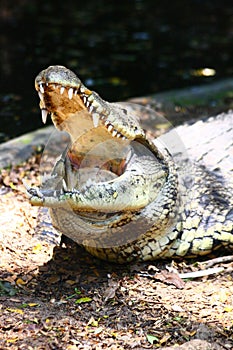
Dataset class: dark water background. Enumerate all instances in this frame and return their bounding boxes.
[0,0,232,142]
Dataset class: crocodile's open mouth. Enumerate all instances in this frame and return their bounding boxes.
[35,66,141,178]
[29,66,171,223]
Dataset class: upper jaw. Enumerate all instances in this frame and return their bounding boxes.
[35,65,147,142]
[35,78,128,140]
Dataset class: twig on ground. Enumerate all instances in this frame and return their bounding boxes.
[199,255,233,268]
[178,267,225,279]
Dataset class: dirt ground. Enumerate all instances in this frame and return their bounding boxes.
[0,143,233,350]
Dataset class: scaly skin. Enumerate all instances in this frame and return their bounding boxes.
[26,65,233,263]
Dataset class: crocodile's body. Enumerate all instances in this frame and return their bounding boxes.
[27,66,233,263]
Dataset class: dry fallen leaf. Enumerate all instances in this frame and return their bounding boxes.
[6,308,24,315]
[153,270,186,289]
[103,280,119,302]
[16,278,27,287]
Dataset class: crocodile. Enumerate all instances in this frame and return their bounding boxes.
[26,65,233,263]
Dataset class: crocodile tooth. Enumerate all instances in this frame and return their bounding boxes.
[62,179,68,191]
[92,113,100,128]
[107,124,113,132]
[68,88,73,99]
[83,96,87,104]
[39,84,44,94]
[36,187,43,198]
[116,133,122,138]
[60,86,65,95]
[89,105,94,113]
[112,130,118,137]
[38,92,44,101]
[74,90,78,95]
[41,109,48,124]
